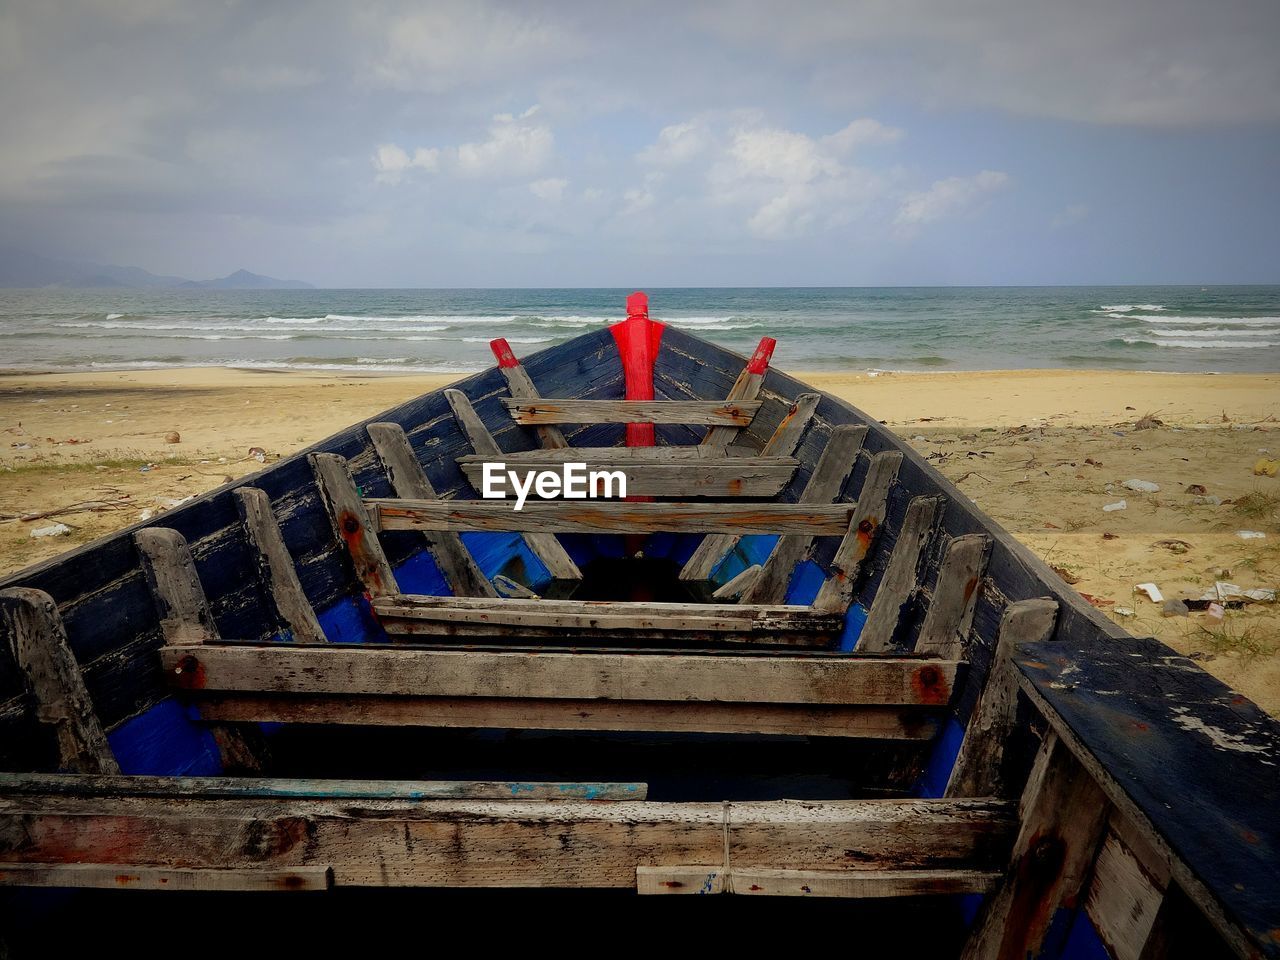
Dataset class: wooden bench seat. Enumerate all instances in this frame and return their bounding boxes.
[372,595,845,645]
[457,450,801,499]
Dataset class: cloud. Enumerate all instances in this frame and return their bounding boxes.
[693,0,1280,125]
[637,121,713,166]
[895,170,1009,226]
[371,3,577,93]
[373,107,553,183]
[1051,203,1090,228]
[372,144,439,184]
[529,177,568,201]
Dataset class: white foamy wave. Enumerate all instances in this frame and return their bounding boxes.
[357,357,408,364]
[1148,328,1279,339]
[1133,315,1280,325]
[460,336,552,344]
[323,313,521,325]
[263,316,326,324]
[1122,337,1278,349]
[1097,304,1165,312]
[105,313,123,320]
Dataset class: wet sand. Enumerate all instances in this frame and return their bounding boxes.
[2,366,1277,712]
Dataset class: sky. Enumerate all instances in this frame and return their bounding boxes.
[1,0,1278,287]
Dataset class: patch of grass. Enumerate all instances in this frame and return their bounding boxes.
[0,457,198,477]
[1196,617,1276,659]
[1232,489,1280,525]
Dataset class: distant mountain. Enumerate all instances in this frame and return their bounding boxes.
[180,268,312,290]
[0,249,312,289]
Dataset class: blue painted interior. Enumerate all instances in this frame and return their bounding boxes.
[108,699,223,776]
[838,604,869,651]
[1057,909,1113,960]
[915,716,966,798]
[709,534,779,588]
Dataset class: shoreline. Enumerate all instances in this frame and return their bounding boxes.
[2,364,1278,714]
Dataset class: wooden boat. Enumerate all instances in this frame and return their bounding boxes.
[0,293,1276,957]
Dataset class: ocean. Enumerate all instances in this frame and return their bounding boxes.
[1,286,1277,375]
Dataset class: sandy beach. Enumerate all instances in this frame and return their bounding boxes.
[2,366,1277,713]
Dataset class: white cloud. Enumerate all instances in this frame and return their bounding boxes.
[637,121,712,166]
[529,177,568,201]
[896,170,1009,226]
[372,3,576,93]
[372,144,439,184]
[372,108,552,184]
[455,110,553,178]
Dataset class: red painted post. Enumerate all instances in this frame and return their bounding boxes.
[609,291,665,448]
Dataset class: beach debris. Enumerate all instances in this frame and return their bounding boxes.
[1153,538,1191,554]
[30,523,71,538]
[1123,479,1160,493]
[249,446,267,463]
[156,495,194,510]
[1113,606,1135,617]
[1162,599,1190,618]
[1205,602,1225,622]
[1236,530,1266,540]
[1080,592,1114,607]
[1198,582,1276,605]
[1193,495,1223,506]
[1043,521,1060,529]
[1051,565,1080,584]
[1136,583,1164,603]
[1102,499,1127,512]
[164,431,181,444]
[1184,483,1207,495]
[1254,457,1279,477]
[138,508,156,522]
[1102,532,1119,540]
[3,423,24,435]
[1134,412,1163,430]
[10,442,31,450]
[1084,457,1103,467]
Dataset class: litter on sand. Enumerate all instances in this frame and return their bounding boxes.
[1135,583,1164,603]
[1237,530,1266,540]
[1200,582,1276,604]
[30,522,71,538]
[1103,500,1127,512]
[1123,479,1160,493]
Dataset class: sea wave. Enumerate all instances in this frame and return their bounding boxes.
[105,313,123,320]
[1121,337,1278,349]
[1096,304,1165,312]
[1147,328,1279,339]
[1130,315,1280,326]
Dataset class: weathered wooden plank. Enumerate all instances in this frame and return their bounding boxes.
[1085,828,1167,960]
[0,863,334,892]
[444,387,502,456]
[915,533,991,658]
[309,452,399,598]
[678,393,823,586]
[961,732,1112,960]
[1013,637,1276,960]
[233,487,327,642]
[856,496,941,651]
[133,527,218,644]
[492,575,539,599]
[461,447,738,461]
[0,773,647,802]
[370,499,855,536]
[811,451,904,614]
[197,695,943,739]
[636,865,1001,898]
[459,460,797,498]
[712,564,762,600]
[701,336,774,448]
[372,594,839,645]
[367,422,497,598]
[945,598,1058,799]
[491,337,570,449]
[444,389,582,587]
[0,795,1015,888]
[503,398,762,426]
[0,588,119,775]
[161,644,961,706]
[761,393,822,456]
[743,425,869,603]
